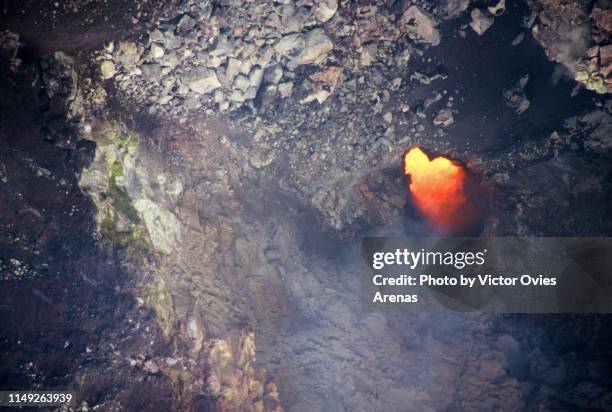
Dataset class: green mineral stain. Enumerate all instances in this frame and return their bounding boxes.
[110,160,124,178]
[108,175,139,223]
[105,120,138,149]
[97,122,153,265]
[575,62,607,94]
[145,279,176,338]
[98,121,177,340]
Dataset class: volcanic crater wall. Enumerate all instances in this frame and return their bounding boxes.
[1,0,612,411]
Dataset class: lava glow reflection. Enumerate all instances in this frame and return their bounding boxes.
[403,147,466,228]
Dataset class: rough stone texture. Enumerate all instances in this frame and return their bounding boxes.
[438,0,471,20]
[402,5,441,46]
[100,60,116,79]
[0,30,21,72]
[503,75,530,115]
[529,0,612,93]
[186,68,222,94]
[470,9,495,36]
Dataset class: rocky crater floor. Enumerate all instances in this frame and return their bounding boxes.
[1,0,612,411]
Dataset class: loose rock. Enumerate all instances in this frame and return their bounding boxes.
[186,68,222,94]
[438,0,470,20]
[402,6,441,46]
[100,61,116,80]
[470,9,495,36]
[503,74,530,115]
[314,0,338,23]
[291,29,333,67]
[433,108,454,127]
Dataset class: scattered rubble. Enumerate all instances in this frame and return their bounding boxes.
[93,1,341,117]
[438,0,470,20]
[503,74,530,115]
[433,108,455,127]
[530,0,612,93]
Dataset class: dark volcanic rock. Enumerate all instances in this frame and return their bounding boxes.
[1,1,612,411]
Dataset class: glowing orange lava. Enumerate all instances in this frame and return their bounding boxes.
[403,147,466,227]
